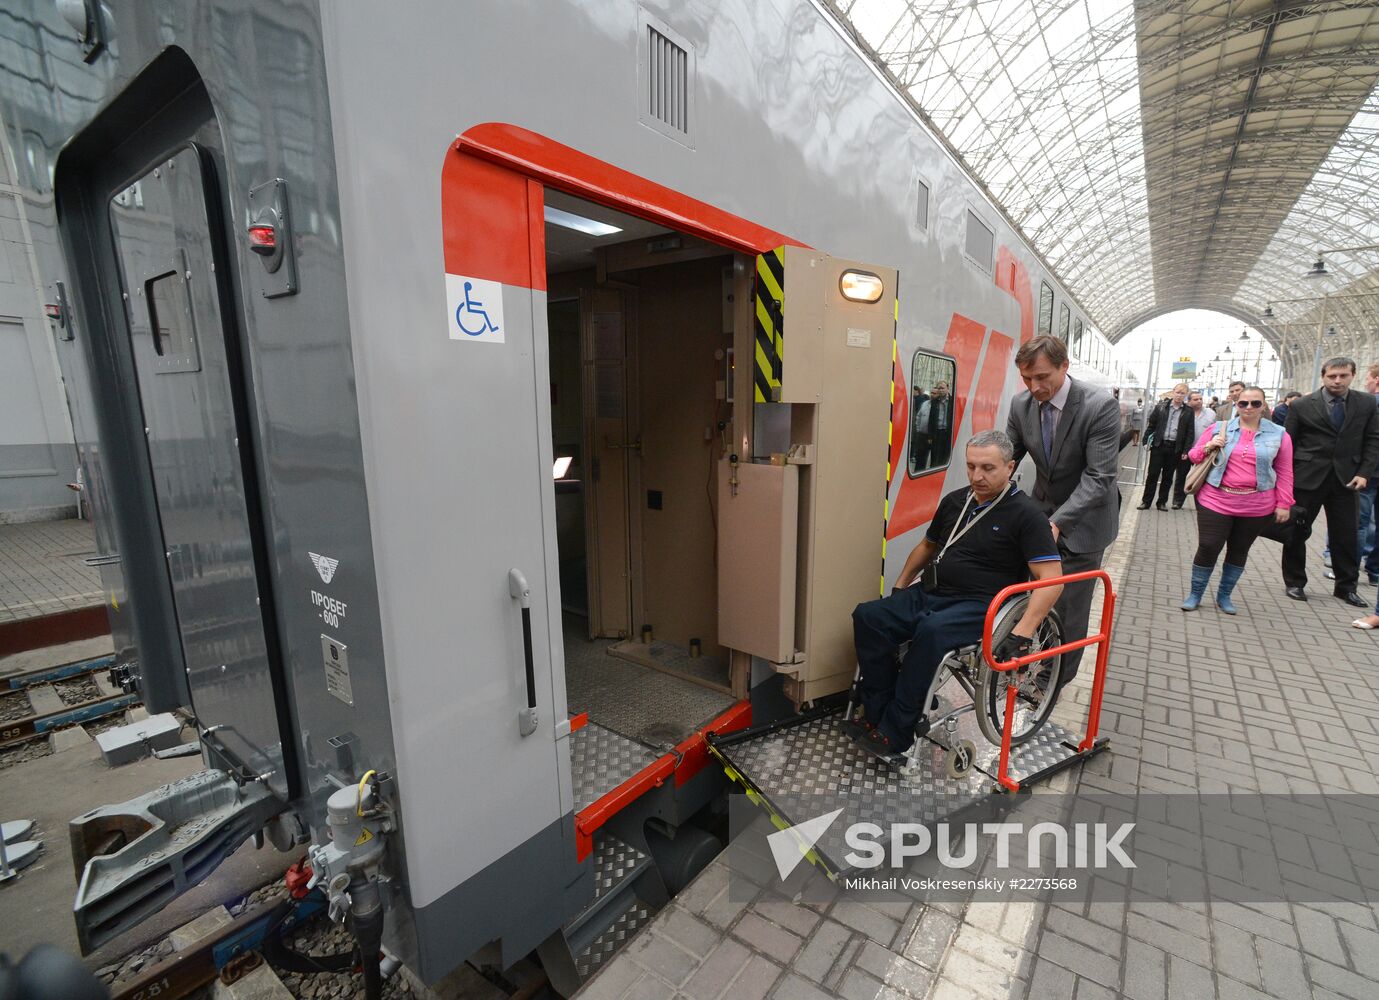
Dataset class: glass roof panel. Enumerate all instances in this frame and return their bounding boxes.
[831,0,1379,348]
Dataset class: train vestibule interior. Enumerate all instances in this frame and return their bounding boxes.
[543,190,741,770]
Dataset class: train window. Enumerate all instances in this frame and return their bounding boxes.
[916,178,930,232]
[908,352,956,477]
[964,208,993,272]
[1072,318,1084,358]
[1037,282,1053,336]
[1057,302,1070,341]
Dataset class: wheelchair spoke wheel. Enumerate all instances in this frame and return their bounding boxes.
[976,602,1063,747]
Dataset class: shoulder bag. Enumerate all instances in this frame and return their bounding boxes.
[1184,424,1223,495]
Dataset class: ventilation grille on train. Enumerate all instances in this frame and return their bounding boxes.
[639,14,694,146]
[647,28,688,131]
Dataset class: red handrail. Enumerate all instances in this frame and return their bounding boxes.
[980,569,1115,792]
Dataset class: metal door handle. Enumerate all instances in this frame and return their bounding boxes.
[604,435,642,451]
[508,569,538,736]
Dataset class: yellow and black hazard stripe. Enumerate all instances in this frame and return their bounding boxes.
[754,247,786,402]
[880,292,899,596]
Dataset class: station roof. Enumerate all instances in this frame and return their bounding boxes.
[832,0,1379,354]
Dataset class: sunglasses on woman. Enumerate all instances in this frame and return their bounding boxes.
[1236,400,1264,409]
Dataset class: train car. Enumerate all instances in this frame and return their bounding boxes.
[0,0,1117,992]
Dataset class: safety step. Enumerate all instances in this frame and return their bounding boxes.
[538,830,662,995]
[564,832,653,952]
[574,896,652,979]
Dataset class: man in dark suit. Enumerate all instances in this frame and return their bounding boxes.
[1137,382,1195,511]
[1282,357,1379,605]
[1006,336,1123,689]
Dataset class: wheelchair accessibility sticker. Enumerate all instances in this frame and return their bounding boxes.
[446,274,505,343]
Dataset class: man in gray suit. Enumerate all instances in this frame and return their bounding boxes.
[1005,336,1123,690]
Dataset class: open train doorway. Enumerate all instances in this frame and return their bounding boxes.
[544,190,739,750]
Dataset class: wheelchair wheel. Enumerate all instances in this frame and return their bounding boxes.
[975,599,1064,748]
[945,739,977,779]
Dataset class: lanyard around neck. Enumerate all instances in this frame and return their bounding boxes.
[941,482,1012,556]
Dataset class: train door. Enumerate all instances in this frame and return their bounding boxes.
[106,146,288,788]
[545,191,735,698]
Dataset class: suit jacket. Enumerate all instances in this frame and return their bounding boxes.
[1284,389,1379,492]
[1006,377,1123,554]
[1145,400,1194,457]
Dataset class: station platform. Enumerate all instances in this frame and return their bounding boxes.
[579,494,1379,1000]
[0,518,103,624]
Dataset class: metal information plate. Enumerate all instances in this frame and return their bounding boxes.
[321,634,353,706]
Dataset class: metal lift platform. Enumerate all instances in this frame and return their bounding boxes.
[706,571,1116,878]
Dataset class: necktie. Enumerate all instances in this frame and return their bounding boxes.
[1040,401,1056,460]
[1331,396,1345,432]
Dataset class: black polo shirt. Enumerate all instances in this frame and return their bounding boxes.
[923,486,1060,603]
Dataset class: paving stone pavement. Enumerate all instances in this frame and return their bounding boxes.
[0,518,102,622]
[580,483,1379,999]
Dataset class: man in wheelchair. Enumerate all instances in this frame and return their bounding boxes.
[847,429,1065,761]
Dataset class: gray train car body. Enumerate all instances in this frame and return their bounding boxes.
[0,0,1116,983]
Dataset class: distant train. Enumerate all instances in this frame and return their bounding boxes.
[4,0,1122,992]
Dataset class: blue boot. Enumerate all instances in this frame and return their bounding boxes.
[1217,563,1244,614]
[1181,564,1212,611]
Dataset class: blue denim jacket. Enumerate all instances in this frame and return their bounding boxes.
[1205,416,1285,490]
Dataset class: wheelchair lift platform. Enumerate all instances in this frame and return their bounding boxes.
[707,572,1116,879]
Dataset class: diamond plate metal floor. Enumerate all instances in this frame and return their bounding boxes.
[575,898,651,979]
[927,673,1085,783]
[712,711,994,875]
[589,832,647,901]
[565,642,736,750]
[570,722,659,812]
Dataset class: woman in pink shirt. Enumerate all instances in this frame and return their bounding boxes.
[1181,386,1294,614]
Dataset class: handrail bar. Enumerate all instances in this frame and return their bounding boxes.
[978,569,1116,791]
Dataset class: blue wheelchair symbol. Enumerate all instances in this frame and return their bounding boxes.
[455,281,500,336]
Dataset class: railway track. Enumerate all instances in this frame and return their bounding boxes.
[0,653,139,753]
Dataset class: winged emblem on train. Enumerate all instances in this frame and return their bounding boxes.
[309,552,340,585]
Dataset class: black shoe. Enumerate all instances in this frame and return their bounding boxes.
[1137,501,1151,510]
[854,726,907,764]
[840,716,868,741]
[1285,586,1307,601]
[1338,591,1368,608]
[1171,502,1184,509]
[1156,504,1168,511]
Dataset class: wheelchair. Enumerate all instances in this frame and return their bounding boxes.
[844,594,1065,778]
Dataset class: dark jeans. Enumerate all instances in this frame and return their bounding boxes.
[853,586,987,751]
[1141,447,1187,506]
[1284,479,1360,592]
[1359,480,1379,578]
[1194,504,1272,569]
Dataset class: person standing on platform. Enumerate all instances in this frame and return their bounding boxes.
[1180,387,1293,614]
[1190,390,1215,442]
[1006,335,1122,692]
[1138,383,1194,511]
[1281,358,1379,605]
[1216,381,1246,421]
[1355,363,1379,586]
[1272,391,1302,426]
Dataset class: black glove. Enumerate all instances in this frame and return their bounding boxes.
[993,633,1034,665]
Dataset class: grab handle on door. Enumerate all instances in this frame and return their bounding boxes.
[508,569,539,737]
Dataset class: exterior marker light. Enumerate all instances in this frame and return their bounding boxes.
[839,269,884,303]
